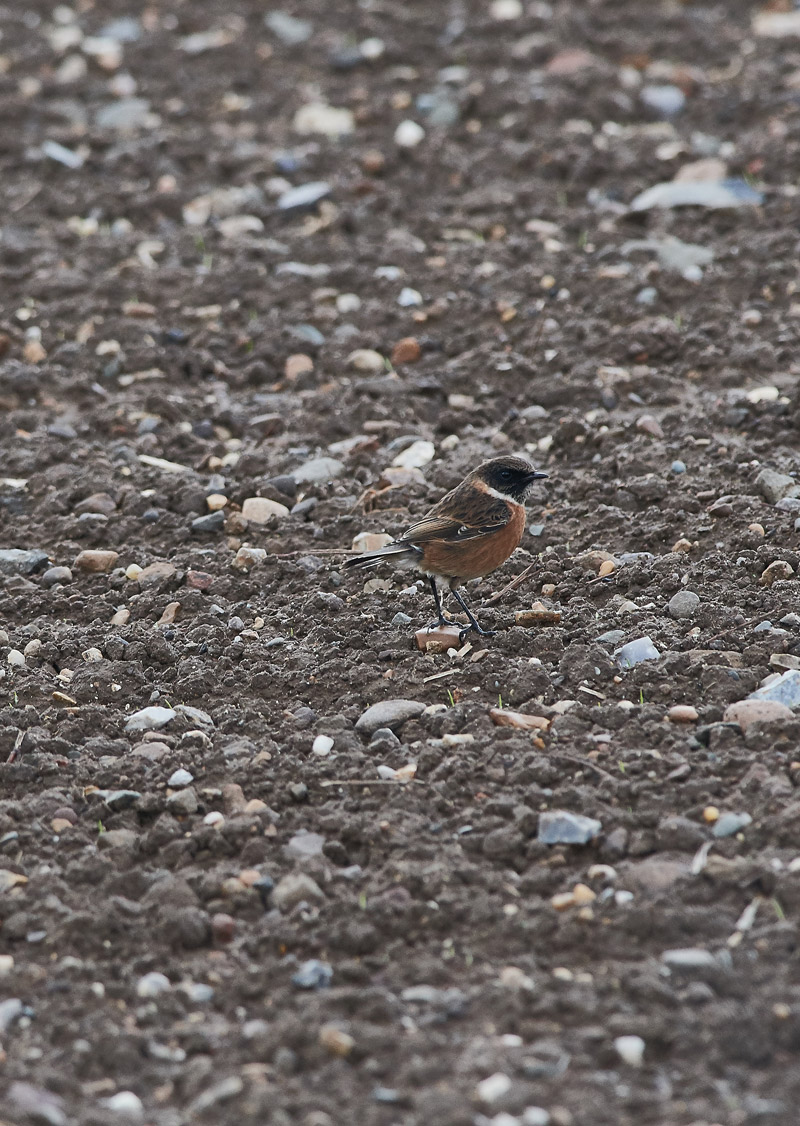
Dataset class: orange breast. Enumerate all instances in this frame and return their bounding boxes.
[420,503,525,581]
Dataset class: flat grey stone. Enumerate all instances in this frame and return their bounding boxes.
[356,699,426,735]
[538,810,602,845]
[0,549,49,576]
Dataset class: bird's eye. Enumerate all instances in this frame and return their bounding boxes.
[499,469,512,480]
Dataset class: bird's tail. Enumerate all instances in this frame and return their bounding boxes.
[343,542,419,571]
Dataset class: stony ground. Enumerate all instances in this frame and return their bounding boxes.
[4,1,800,1124]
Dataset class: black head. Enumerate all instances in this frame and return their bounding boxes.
[473,456,549,502]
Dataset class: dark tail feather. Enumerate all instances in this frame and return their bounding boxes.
[343,543,418,570]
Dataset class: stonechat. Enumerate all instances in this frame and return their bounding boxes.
[344,455,548,639]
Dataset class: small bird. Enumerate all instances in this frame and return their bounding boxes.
[344,455,548,639]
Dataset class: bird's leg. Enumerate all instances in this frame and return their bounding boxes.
[451,586,496,643]
[426,576,454,629]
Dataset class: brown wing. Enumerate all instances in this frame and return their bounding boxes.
[399,484,510,546]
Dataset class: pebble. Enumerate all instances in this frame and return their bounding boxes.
[352,532,394,553]
[277,181,331,212]
[490,0,523,17]
[489,708,550,731]
[672,538,693,553]
[0,549,50,576]
[285,353,314,379]
[232,547,267,571]
[7,650,25,668]
[319,1023,355,1056]
[124,706,176,733]
[761,560,794,587]
[523,1111,551,1126]
[102,1091,144,1118]
[617,636,660,669]
[416,623,462,651]
[41,566,73,586]
[136,971,171,997]
[284,830,325,860]
[629,178,763,212]
[597,629,625,646]
[347,348,385,373]
[242,497,290,524]
[712,812,752,838]
[394,120,425,147]
[538,811,602,845]
[640,83,685,116]
[292,959,332,989]
[614,1034,646,1067]
[636,413,664,438]
[392,440,434,469]
[293,102,354,137]
[668,590,700,619]
[167,768,193,788]
[73,549,119,573]
[671,460,686,474]
[211,913,235,943]
[703,806,719,823]
[391,337,422,364]
[755,467,800,505]
[138,561,177,585]
[273,872,325,911]
[292,456,344,484]
[398,286,424,307]
[156,602,180,626]
[7,1083,67,1126]
[661,948,719,971]
[51,818,73,834]
[748,669,800,710]
[312,735,334,756]
[206,493,227,511]
[265,10,313,44]
[667,705,699,723]
[191,512,225,534]
[166,788,198,815]
[355,699,426,735]
[476,1073,512,1105]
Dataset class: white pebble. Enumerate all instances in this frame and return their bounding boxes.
[136,971,171,998]
[394,119,425,148]
[398,286,423,307]
[125,563,143,580]
[742,308,762,325]
[491,0,523,18]
[167,768,194,788]
[336,292,361,314]
[614,1034,646,1067]
[103,1091,144,1118]
[7,650,25,668]
[203,811,225,827]
[312,735,334,756]
[360,37,385,59]
[82,647,103,662]
[476,1073,512,1105]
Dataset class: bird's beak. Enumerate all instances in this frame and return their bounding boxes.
[527,470,549,482]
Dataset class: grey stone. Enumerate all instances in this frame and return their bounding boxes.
[174,704,214,727]
[0,998,25,1031]
[0,549,49,576]
[669,590,700,619]
[291,456,344,484]
[748,670,800,710]
[272,872,325,911]
[41,566,72,587]
[277,181,331,212]
[640,83,685,116]
[265,10,313,44]
[630,178,763,212]
[166,788,198,815]
[756,467,800,505]
[597,629,626,646]
[95,97,152,130]
[124,706,176,733]
[662,948,721,971]
[671,460,686,474]
[538,810,602,845]
[284,830,326,860]
[292,959,332,989]
[617,636,660,669]
[136,971,171,997]
[191,511,225,534]
[7,1082,67,1126]
[356,699,426,735]
[168,769,194,787]
[102,790,141,811]
[712,811,753,838]
[655,815,706,851]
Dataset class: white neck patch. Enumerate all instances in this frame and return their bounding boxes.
[483,485,521,504]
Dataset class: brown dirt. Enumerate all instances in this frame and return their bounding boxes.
[3,2,800,1124]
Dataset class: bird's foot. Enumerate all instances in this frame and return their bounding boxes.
[458,623,497,645]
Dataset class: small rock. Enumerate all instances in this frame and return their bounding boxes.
[475,1073,512,1106]
[672,538,693,553]
[102,1091,144,1118]
[661,948,720,971]
[614,1034,646,1067]
[319,1023,355,1057]
[669,590,700,619]
[747,670,800,710]
[73,549,119,573]
[667,705,699,723]
[277,181,331,212]
[168,768,194,788]
[538,811,602,846]
[392,440,434,469]
[394,119,425,147]
[285,353,314,380]
[630,179,763,212]
[7,1083,67,1126]
[273,872,325,911]
[187,569,214,590]
[640,84,685,116]
[761,560,794,587]
[292,959,333,989]
[125,706,176,733]
[391,337,422,365]
[242,497,290,524]
[284,830,325,860]
[756,467,800,505]
[265,10,313,44]
[636,414,664,438]
[206,493,228,511]
[0,549,50,576]
[7,650,25,668]
[191,512,225,534]
[211,913,235,943]
[489,708,550,731]
[490,0,523,18]
[136,971,171,997]
[294,102,354,137]
[415,623,463,652]
[156,602,180,626]
[351,532,394,553]
[347,348,385,373]
[671,460,686,474]
[232,547,267,571]
[617,636,660,668]
[312,735,334,756]
[41,566,73,587]
[712,812,752,839]
[398,286,423,307]
[355,699,426,735]
[292,457,344,484]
